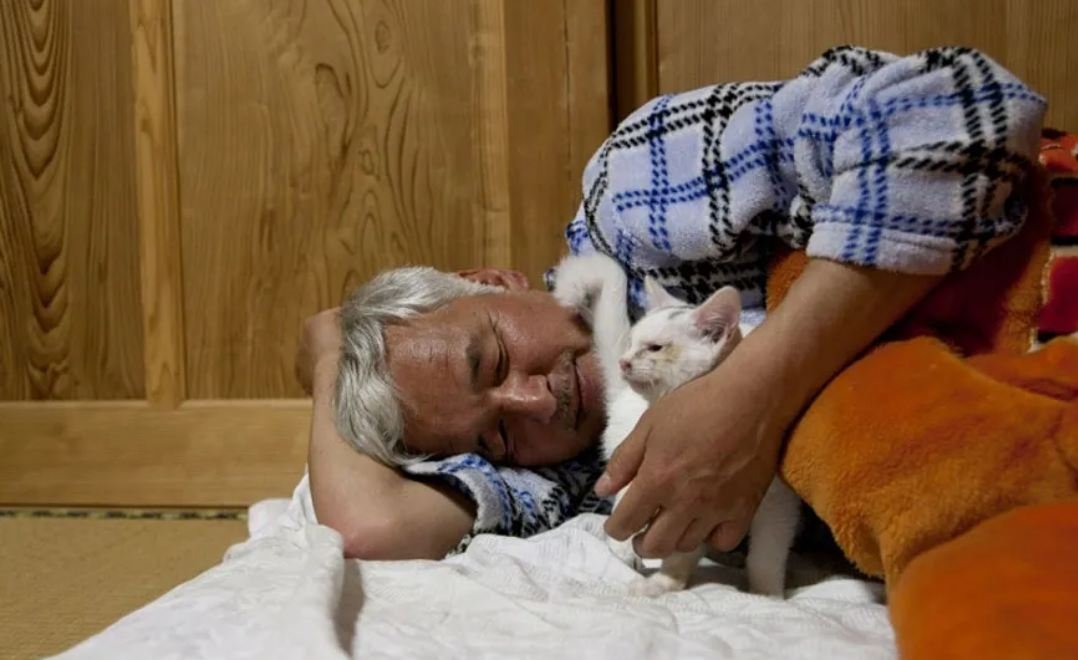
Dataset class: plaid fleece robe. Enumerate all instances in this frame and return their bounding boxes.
[565,46,1045,315]
[416,46,1046,551]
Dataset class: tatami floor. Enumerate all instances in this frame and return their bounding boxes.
[0,510,247,659]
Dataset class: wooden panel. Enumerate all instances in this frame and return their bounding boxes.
[130,0,186,407]
[175,0,489,398]
[504,0,613,280]
[612,0,657,122]
[173,0,611,398]
[656,0,1078,131]
[474,0,512,269]
[0,0,144,400]
[0,400,309,506]
[1006,0,1078,133]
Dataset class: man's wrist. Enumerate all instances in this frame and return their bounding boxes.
[739,258,941,424]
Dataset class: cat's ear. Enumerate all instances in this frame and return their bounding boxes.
[644,277,681,310]
[692,286,741,341]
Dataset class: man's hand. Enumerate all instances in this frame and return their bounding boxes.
[598,355,787,556]
[596,259,941,557]
[295,307,341,395]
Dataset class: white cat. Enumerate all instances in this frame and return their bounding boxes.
[554,254,801,597]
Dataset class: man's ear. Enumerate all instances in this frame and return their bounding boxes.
[456,268,531,291]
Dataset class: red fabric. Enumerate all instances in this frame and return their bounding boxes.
[1039,256,1078,335]
[1051,184,1078,238]
[1037,131,1078,340]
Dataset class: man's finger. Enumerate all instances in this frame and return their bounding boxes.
[595,428,647,497]
[632,508,695,558]
[707,517,751,552]
[604,479,662,541]
[675,517,717,553]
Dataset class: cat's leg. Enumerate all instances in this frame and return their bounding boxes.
[551,254,631,387]
[590,264,632,387]
[745,479,802,597]
[629,546,706,597]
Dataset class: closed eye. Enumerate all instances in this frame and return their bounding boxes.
[490,315,509,384]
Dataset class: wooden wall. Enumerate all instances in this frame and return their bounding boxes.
[0,0,610,506]
[653,0,1078,130]
[0,1,145,402]
[3,0,1076,508]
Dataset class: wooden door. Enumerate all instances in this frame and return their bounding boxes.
[618,0,1078,131]
[0,0,611,507]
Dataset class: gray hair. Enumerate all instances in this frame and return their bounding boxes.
[334,267,500,466]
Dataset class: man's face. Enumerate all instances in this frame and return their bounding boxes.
[385,289,606,467]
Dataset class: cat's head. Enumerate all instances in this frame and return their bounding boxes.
[618,278,742,400]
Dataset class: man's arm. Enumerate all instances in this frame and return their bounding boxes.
[300,311,475,559]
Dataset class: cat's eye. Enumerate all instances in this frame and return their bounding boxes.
[647,343,663,352]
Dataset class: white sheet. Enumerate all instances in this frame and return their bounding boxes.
[57,481,895,659]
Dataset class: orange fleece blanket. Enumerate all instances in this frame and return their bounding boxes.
[767,131,1078,658]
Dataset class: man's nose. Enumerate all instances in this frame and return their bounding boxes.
[496,374,557,423]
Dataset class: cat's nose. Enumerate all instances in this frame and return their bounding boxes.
[618,358,631,373]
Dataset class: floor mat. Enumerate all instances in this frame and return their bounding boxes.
[0,509,246,659]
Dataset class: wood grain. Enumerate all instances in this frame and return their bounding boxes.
[612,0,657,122]
[130,0,186,408]
[656,0,1078,131]
[0,400,309,506]
[0,0,144,400]
[473,0,512,269]
[174,0,489,398]
[565,1,614,209]
[1006,0,1078,133]
[173,0,611,398]
[504,0,613,281]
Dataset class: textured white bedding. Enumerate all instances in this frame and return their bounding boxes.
[57,481,895,659]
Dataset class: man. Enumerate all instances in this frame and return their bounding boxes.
[296,47,1045,560]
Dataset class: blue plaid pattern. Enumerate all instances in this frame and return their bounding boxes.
[568,46,1045,312]
[405,447,610,553]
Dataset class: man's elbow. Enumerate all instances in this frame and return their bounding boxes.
[320,512,400,560]
[324,512,454,560]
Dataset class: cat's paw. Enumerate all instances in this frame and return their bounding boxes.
[746,561,787,598]
[628,572,687,598]
[551,254,626,310]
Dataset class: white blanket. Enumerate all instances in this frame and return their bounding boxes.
[58,482,895,659]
